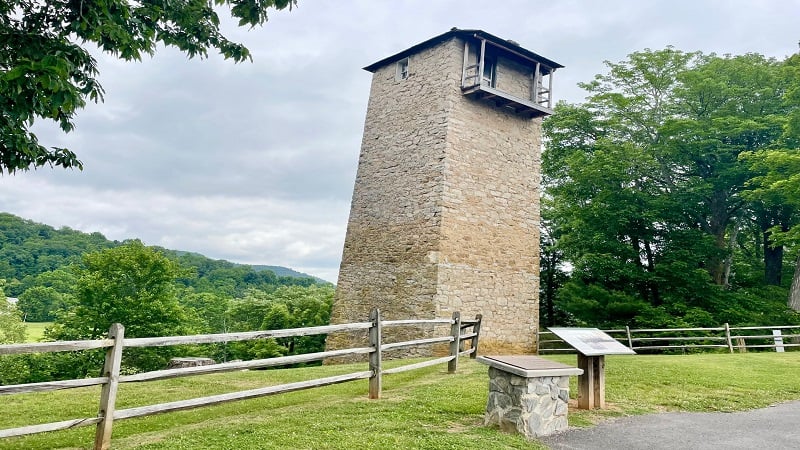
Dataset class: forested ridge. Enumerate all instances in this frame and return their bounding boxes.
[541,48,800,329]
[0,212,321,301]
[0,212,333,383]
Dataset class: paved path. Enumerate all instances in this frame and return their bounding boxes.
[539,400,800,450]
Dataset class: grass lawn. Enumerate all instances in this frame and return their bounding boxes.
[23,322,52,342]
[1,353,799,449]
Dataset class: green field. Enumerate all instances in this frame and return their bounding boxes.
[1,353,799,449]
[23,322,52,342]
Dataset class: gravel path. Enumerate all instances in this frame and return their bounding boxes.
[539,400,800,450]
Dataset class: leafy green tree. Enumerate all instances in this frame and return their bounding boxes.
[666,53,792,286]
[263,285,334,356]
[1,0,296,173]
[0,282,25,343]
[543,48,696,311]
[741,149,800,309]
[738,53,800,309]
[47,240,189,374]
[49,240,187,340]
[17,267,78,297]
[0,281,29,384]
[543,48,799,327]
[539,201,572,327]
[17,285,69,322]
[224,285,334,362]
[179,291,231,334]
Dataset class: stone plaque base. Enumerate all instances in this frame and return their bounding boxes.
[478,356,582,439]
[485,367,572,437]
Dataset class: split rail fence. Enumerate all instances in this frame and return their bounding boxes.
[0,308,482,450]
[539,324,800,354]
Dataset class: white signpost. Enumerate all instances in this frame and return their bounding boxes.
[548,327,635,409]
[773,329,785,353]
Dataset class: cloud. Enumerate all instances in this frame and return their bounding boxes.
[0,176,349,281]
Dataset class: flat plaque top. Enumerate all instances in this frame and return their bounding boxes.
[477,355,583,377]
[548,327,636,356]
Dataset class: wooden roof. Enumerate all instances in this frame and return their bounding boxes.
[363,28,564,73]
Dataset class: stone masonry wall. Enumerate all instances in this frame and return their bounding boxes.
[485,367,571,438]
[438,49,541,353]
[328,35,541,355]
[495,56,535,100]
[326,39,461,353]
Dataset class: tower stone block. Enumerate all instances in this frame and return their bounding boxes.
[327,29,562,355]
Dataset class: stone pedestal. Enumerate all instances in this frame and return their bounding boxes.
[478,355,582,438]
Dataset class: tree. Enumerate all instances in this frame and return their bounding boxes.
[223,285,333,362]
[179,291,231,334]
[1,0,296,174]
[665,53,792,286]
[543,48,698,313]
[45,240,191,374]
[739,53,800,309]
[0,281,26,344]
[539,199,571,327]
[49,240,187,340]
[17,285,68,321]
[18,267,78,297]
[741,149,800,309]
[0,281,30,384]
[542,48,800,327]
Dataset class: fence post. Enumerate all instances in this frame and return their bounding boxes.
[625,326,633,349]
[773,330,785,353]
[368,308,382,399]
[736,337,747,353]
[724,323,733,353]
[448,311,461,373]
[470,314,482,359]
[94,323,125,450]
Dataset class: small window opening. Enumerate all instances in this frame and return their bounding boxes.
[396,58,409,80]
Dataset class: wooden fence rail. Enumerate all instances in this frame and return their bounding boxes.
[539,324,800,354]
[0,309,481,449]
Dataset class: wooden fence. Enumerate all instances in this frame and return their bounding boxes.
[0,309,481,450]
[539,324,800,354]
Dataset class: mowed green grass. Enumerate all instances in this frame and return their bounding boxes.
[2,353,800,449]
[23,322,52,342]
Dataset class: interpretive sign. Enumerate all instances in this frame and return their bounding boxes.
[546,327,634,410]
[547,327,635,356]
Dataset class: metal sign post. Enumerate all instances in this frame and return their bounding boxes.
[548,327,635,410]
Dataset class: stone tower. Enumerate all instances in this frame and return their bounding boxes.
[328,29,562,355]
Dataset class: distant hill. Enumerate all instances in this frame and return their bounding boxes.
[0,212,327,297]
[251,265,328,283]
[171,251,325,283]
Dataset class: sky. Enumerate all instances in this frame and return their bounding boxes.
[1,1,799,282]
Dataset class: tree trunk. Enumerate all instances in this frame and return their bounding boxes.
[789,254,800,312]
[540,246,559,327]
[706,191,731,286]
[644,240,661,305]
[543,264,555,327]
[760,210,789,286]
[722,217,741,289]
[763,235,784,286]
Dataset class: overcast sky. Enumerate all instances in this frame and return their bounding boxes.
[1,1,798,282]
